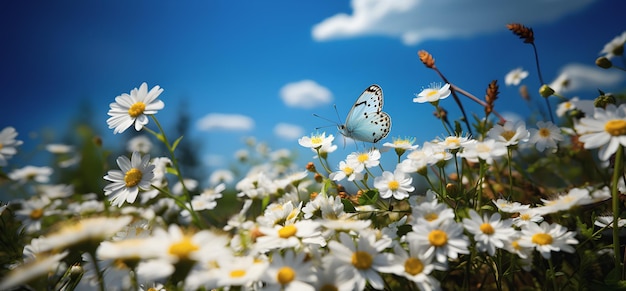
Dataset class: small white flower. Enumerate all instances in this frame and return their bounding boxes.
[600,31,626,59]
[505,67,529,86]
[406,220,470,265]
[9,166,53,184]
[36,216,133,253]
[595,215,626,228]
[373,169,415,200]
[517,221,579,259]
[261,250,316,291]
[576,103,626,161]
[414,83,451,104]
[103,151,155,207]
[255,220,326,252]
[512,208,544,228]
[492,199,530,213]
[126,135,153,153]
[462,210,517,256]
[0,126,22,167]
[0,252,68,290]
[107,82,165,134]
[346,149,381,171]
[556,97,579,118]
[459,139,507,164]
[208,169,235,186]
[528,121,564,152]
[487,120,530,146]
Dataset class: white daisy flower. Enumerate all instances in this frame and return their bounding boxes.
[459,139,507,164]
[435,135,475,151]
[600,31,626,59]
[373,169,415,200]
[386,244,442,290]
[346,149,381,171]
[324,232,394,290]
[406,220,470,265]
[302,194,344,220]
[107,82,165,134]
[36,216,133,253]
[535,187,593,215]
[576,103,626,161]
[103,151,155,207]
[0,126,22,167]
[329,160,364,182]
[8,165,53,184]
[517,221,579,259]
[208,169,235,186]
[492,198,530,213]
[126,135,153,153]
[487,120,530,146]
[298,132,335,150]
[462,210,517,256]
[411,198,456,226]
[414,83,451,104]
[528,121,564,152]
[556,97,579,118]
[594,215,626,228]
[504,67,529,86]
[512,208,545,228]
[0,252,67,290]
[212,255,268,288]
[261,250,316,291]
[313,258,356,291]
[255,219,326,252]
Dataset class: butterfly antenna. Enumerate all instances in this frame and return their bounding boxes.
[333,104,344,124]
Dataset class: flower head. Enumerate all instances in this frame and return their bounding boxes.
[414,83,451,104]
[373,169,415,200]
[517,222,578,259]
[575,104,626,161]
[600,31,625,59]
[462,210,517,256]
[103,151,155,207]
[505,67,529,86]
[487,120,530,146]
[107,82,165,134]
[0,126,23,167]
[528,121,564,152]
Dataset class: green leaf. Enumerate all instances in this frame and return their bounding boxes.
[341,199,356,213]
[171,135,184,152]
[358,189,379,205]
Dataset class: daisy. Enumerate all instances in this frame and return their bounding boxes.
[383,136,419,157]
[14,196,57,233]
[236,171,277,199]
[534,187,591,215]
[459,139,507,164]
[386,244,442,291]
[346,149,382,172]
[0,252,67,290]
[462,210,517,256]
[517,221,579,259]
[37,184,74,199]
[107,82,165,134]
[398,143,439,172]
[549,72,570,95]
[208,169,235,186]
[411,198,456,226]
[575,103,626,161]
[435,134,475,152]
[257,200,302,227]
[487,120,530,146]
[302,193,345,220]
[329,160,364,182]
[414,83,451,104]
[594,215,626,228]
[512,208,544,228]
[0,126,22,167]
[298,132,334,150]
[103,151,155,207]
[324,232,394,290]
[261,250,316,291]
[406,220,470,265]
[373,169,415,200]
[492,198,530,213]
[207,255,268,288]
[36,216,133,253]
[45,143,74,154]
[126,135,153,153]
[504,67,529,86]
[600,31,626,59]
[8,165,53,184]
[528,121,564,152]
[556,97,579,118]
[313,258,356,291]
[255,220,326,253]
[96,237,162,267]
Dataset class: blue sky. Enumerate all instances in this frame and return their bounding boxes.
[1,0,625,179]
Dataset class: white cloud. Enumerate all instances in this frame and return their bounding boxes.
[549,63,625,94]
[312,0,595,45]
[196,113,254,131]
[280,80,333,108]
[274,123,305,140]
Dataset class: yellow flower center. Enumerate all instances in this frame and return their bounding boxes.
[230,269,246,278]
[124,168,143,187]
[604,119,626,136]
[311,136,323,145]
[276,266,296,285]
[531,233,553,245]
[320,284,339,291]
[511,240,521,251]
[480,223,495,235]
[168,236,199,259]
[357,153,369,163]
[520,213,531,221]
[539,127,551,138]
[404,257,424,276]
[343,166,354,175]
[444,137,460,147]
[424,213,438,222]
[0,143,3,150]
[30,208,44,220]
[394,139,411,146]
[427,90,438,97]
[388,180,400,191]
[428,229,448,247]
[128,102,146,118]
[278,225,297,238]
[500,130,516,141]
[351,251,373,270]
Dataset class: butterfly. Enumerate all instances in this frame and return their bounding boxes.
[338,84,391,143]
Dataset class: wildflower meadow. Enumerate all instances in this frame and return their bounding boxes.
[2,24,626,291]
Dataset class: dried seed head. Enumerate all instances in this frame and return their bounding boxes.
[418,50,435,68]
[507,23,534,44]
[596,56,613,69]
[485,80,499,115]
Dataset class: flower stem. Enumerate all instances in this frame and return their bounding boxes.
[611,145,624,278]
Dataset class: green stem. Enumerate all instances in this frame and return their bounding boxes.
[88,250,105,291]
[548,257,558,291]
[507,147,513,198]
[611,145,624,278]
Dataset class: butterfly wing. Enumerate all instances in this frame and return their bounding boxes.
[339,84,391,143]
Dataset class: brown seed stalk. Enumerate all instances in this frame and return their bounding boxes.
[418,50,435,68]
[507,23,534,44]
[485,80,499,116]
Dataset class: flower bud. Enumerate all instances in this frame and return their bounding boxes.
[595,56,613,69]
[539,84,554,98]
